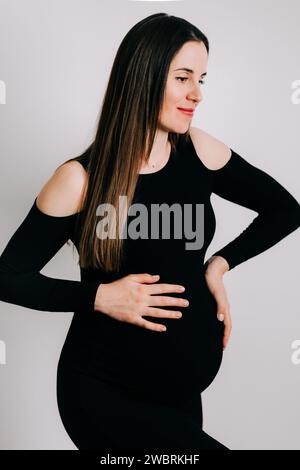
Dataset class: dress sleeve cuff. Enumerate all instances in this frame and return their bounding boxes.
[77,280,102,313]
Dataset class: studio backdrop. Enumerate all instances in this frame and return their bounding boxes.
[0,0,299,451]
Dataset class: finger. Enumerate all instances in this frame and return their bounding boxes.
[224,316,232,333]
[135,317,167,333]
[147,283,186,294]
[217,313,224,322]
[130,273,160,283]
[223,333,230,349]
[223,319,232,349]
[144,307,183,319]
[148,295,189,308]
[223,328,230,343]
[217,303,229,322]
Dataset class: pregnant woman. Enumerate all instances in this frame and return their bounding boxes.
[0,13,299,451]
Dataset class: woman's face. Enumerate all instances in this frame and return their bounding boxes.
[159,40,208,133]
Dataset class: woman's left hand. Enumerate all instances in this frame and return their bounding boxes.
[204,256,232,350]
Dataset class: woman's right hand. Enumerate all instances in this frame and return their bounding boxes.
[94,273,189,332]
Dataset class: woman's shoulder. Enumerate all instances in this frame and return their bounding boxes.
[36,159,88,217]
[189,126,232,171]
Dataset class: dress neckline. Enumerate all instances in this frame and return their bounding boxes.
[138,143,175,177]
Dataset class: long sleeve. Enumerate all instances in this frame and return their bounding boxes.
[210,149,300,270]
[0,197,100,312]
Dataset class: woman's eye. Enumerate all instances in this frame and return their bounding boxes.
[175,77,205,85]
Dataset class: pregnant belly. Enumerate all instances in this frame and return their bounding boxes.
[63,270,225,400]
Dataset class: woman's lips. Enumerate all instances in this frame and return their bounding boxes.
[177,108,194,117]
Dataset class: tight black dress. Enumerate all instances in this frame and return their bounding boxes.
[0,134,299,451]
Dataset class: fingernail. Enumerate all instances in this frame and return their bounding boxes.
[218,314,224,321]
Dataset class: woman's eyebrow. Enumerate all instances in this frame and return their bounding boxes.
[173,67,207,77]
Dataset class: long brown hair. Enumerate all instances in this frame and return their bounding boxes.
[61,13,209,273]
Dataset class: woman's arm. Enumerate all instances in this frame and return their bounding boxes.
[209,149,300,271]
[0,162,100,312]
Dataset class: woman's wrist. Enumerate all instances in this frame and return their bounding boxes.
[94,283,106,312]
[204,255,230,276]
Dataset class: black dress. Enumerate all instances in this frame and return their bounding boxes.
[0,134,299,451]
